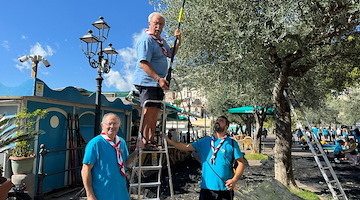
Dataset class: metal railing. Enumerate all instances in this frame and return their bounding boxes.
[34,144,85,200]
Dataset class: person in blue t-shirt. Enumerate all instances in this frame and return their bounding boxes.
[81,113,139,200]
[333,139,347,163]
[133,12,181,150]
[296,129,303,142]
[354,128,360,143]
[312,126,320,140]
[166,116,246,200]
[323,127,330,141]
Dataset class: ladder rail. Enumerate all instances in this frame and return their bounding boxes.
[130,100,174,200]
[283,90,348,200]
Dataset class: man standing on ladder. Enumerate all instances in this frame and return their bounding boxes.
[133,12,181,150]
[166,116,246,200]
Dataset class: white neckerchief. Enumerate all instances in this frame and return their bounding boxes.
[210,135,228,164]
[145,29,169,57]
[100,133,126,177]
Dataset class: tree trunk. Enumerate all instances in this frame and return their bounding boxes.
[252,119,263,153]
[240,115,254,136]
[252,107,269,154]
[272,71,297,188]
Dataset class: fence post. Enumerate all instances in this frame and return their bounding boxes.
[34,144,47,200]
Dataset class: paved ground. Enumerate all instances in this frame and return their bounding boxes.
[241,134,360,200]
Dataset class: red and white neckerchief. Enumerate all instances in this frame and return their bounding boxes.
[145,29,169,57]
[100,133,126,177]
[210,135,228,164]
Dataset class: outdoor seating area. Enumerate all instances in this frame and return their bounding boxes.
[234,135,253,151]
[293,129,360,166]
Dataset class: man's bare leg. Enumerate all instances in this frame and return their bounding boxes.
[142,106,160,144]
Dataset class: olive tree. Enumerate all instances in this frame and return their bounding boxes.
[154,0,360,187]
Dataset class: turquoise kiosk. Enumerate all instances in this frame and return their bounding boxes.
[0,78,133,196]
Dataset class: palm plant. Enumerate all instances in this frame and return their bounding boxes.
[0,109,47,152]
[0,109,46,193]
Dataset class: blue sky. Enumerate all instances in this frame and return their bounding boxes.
[0,0,159,92]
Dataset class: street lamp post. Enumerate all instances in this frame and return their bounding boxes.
[80,16,118,137]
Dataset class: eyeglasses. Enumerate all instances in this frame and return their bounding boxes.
[150,21,164,26]
[102,122,120,127]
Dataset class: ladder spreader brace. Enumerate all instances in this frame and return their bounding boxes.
[129,100,174,200]
[283,90,348,200]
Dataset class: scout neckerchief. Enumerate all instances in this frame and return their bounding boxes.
[100,133,126,177]
[210,135,228,164]
[145,29,169,57]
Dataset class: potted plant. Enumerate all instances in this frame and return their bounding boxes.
[7,109,46,173]
[0,109,46,199]
[8,139,36,174]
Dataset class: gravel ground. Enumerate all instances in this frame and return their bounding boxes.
[158,135,360,200]
[47,135,360,200]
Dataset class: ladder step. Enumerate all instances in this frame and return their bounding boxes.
[133,165,162,171]
[140,149,167,154]
[285,90,348,200]
[129,181,161,188]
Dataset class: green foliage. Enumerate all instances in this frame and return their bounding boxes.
[173,99,183,107]
[302,85,360,126]
[289,188,320,200]
[330,86,360,125]
[0,109,47,155]
[263,117,275,130]
[154,0,359,114]
[244,153,268,160]
[9,140,34,158]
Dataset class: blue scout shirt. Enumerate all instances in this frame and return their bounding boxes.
[83,135,130,200]
[333,143,343,154]
[191,136,243,191]
[133,32,170,87]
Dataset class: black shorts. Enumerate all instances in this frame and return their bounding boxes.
[135,86,164,108]
[199,189,234,200]
[335,153,345,158]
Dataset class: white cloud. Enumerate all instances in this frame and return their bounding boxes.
[21,35,28,40]
[104,70,135,91]
[1,41,10,50]
[15,42,55,72]
[30,42,55,57]
[103,30,144,92]
[15,60,31,71]
[118,47,137,68]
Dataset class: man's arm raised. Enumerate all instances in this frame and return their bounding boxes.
[165,136,195,151]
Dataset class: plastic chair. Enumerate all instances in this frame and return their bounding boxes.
[243,136,253,150]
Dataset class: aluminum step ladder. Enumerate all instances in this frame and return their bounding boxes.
[283,89,348,200]
[129,100,174,200]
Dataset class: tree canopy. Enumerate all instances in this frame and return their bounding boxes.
[154,0,360,187]
[155,0,359,111]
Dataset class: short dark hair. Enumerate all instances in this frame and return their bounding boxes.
[218,116,230,126]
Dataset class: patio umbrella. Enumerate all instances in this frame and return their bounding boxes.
[228,106,274,115]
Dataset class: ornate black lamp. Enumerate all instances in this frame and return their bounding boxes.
[80,16,118,137]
